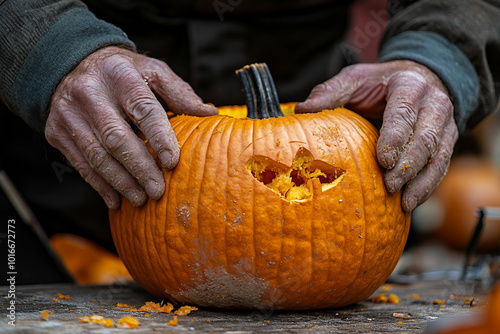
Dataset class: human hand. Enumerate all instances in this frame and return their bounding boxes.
[295,60,458,212]
[46,46,217,209]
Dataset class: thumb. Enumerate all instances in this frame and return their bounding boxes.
[295,67,361,114]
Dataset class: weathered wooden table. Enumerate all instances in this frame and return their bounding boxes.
[0,278,488,333]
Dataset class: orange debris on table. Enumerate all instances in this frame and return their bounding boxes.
[433,299,446,305]
[40,310,49,321]
[138,301,174,313]
[174,305,198,316]
[116,303,137,312]
[371,293,400,304]
[79,315,114,328]
[54,293,70,300]
[167,316,178,326]
[117,316,140,329]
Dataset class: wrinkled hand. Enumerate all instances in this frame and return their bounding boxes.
[46,46,217,209]
[295,60,458,212]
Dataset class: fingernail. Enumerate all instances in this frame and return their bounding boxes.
[386,177,403,193]
[104,195,119,210]
[381,147,397,169]
[145,179,164,200]
[159,149,179,170]
[403,195,418,212]
[125,188,147,206]
[393,178,404,192]
[204,103,219,115]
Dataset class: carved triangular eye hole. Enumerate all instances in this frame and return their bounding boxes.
[245,147,346,202]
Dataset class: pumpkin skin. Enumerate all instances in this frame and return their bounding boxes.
[109,103,410,310]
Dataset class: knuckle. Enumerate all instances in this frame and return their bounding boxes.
[310,82,331,96]
[67,74,101,102]
[100,54,133,76]
[390,69,426,88]
[73,160,93,181]
[381,113,415,145]
[98,55,140,90]
[431,148,453,177]
[338,63,367,77]
[147,57,170,71]
[86,145,109,170]
[419,129,440,157]
[49,95,68,113]
[449,123,459,142]
[81,169,97,184]
[398,100,419,122]
[126,96,159,124]
[432,90,454,116]
[44,126,59,144]
[101,124,129,153]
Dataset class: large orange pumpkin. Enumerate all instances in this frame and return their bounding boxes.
[109,64,410,310]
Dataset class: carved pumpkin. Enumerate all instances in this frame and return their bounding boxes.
[109,64,410,310]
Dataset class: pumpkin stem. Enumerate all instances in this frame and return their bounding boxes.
[236,63,284,119]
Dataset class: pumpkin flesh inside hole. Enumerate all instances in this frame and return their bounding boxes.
[245,147,345,202]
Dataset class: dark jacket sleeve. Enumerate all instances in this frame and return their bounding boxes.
[0,0,136,133]
[379,0,500,135]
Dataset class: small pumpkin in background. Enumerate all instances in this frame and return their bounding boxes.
[50,233,132,285]
[109,64,410,310]
[422,156,500,252]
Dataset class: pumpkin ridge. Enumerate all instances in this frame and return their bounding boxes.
[334,111,405,306]
[292,114,317,301]
[249,117,259,280]
[142,116,214,297]
[221,116,254,281]
[334,112,379,305]
[192,116,229,281]
[294,113,339,308]
[270,112,322,308]
[156,116,199,294]
[274,115,295,293]
[133,199,158,293]
[320,113,355,304]
[293,113,323,308]
[222,116,237,279]
[345,110,394,306]
[167,116,223,294]
[109,209,132,283]
[161,119,198,293]
[276,114,312,299]
[151,142,187,294]
[350,114,396,304]
[275,116,309,301]
[319,110,368,307]
[303,112,345,308]
[149,199,172,294]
